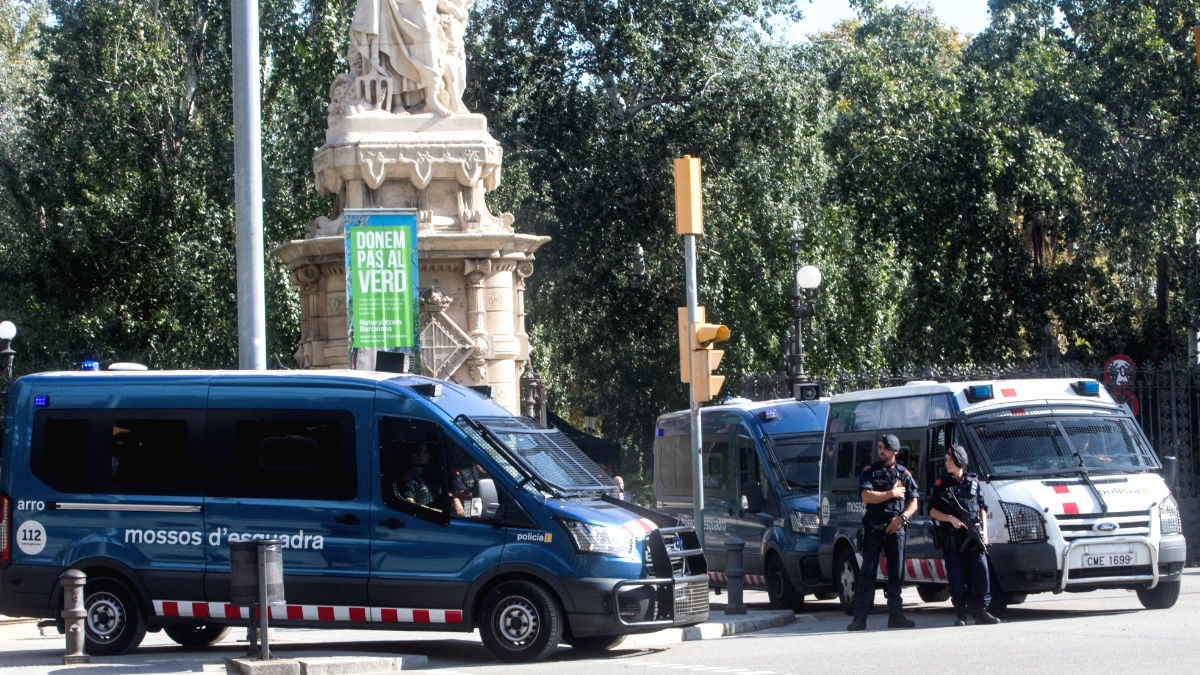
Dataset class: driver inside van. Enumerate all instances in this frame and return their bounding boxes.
[393,444,465,516]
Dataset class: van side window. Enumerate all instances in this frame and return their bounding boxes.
[33,417,89,489]
[208,411,356,501]
[32,412,199,495]
[110,419,190,493]
[702,440,730,493]
[380,416,466,517]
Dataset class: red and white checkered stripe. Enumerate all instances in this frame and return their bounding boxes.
[873,556,948,583]
[708,571,768,588]
[622,518,659,537]
[1053,484,1080,514]
[153,600,463,624]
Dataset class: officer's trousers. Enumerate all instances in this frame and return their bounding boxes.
[853,524,907,620]
[943,538,991,614]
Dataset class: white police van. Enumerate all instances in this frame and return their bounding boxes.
[0,370,708,661]
[653,396,834,610]
[818,378,1186,613]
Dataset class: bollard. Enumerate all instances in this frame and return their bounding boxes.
[60,569,90,665]
[724,537,747,615]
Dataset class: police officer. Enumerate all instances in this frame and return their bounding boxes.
[930,443,1001,626]
[847,434,919,631]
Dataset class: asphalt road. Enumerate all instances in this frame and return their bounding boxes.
[4,574,1199,674]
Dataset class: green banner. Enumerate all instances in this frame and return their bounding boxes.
[345,210,419,349]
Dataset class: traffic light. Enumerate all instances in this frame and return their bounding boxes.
[689,317,730,404]
[674,156,703,235]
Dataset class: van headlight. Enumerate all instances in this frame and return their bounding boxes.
[1159,495,1183,535]
[788,509,820,535]
[560,519,638,559]
[1000,501,1047,543]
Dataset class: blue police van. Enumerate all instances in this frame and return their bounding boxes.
[0,370,708,661]
[652,396,834,610]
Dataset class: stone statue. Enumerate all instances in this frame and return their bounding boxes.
[349,0,474,116]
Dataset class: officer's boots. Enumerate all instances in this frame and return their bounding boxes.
[887,613,916,628]
[972,609,1001,625]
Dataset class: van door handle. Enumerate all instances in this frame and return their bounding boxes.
[379,517,405,529]
[334,514,361,525]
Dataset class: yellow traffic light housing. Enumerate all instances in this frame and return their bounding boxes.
[674,156,703,235]
[689,317,730,403]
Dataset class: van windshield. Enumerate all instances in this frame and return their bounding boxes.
[968,412,1159,478]
[767,432,822,492]
[457,415,613,495]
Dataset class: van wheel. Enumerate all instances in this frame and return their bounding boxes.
[566,634,626,651]
[766,558,805,611]
[84,577,147,655]
[164,623,231,648]
[1137,580,1181,609]
[917,584,950,603]
[835,549,864,616]
[479,580,563,662]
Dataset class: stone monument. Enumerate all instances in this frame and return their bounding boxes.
[275,0,548,413]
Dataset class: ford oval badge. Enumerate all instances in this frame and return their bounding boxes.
[1094,521,1119,532]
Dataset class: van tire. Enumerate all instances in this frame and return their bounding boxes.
[164,624,231,648]
[1137,579,1181,609]
[835,549,864,616]
[84,577,147,655]
[917,584,950,603]
[566,634,626,651]
[479,580,563,662]
[766,558,804,611]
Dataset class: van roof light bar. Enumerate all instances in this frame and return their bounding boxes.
[1071,380,1101,396]
[964,384,994,403]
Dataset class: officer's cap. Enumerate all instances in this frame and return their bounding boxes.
[879,434,901,452]
[948,443,969,469]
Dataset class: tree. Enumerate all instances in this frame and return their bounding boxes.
[467,1,832,457]
[0,1,347,371]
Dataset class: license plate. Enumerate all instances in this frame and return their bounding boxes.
[1083,553,1134,567]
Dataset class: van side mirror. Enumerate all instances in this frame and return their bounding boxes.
[477,478,499,519]
[741,480,765,513]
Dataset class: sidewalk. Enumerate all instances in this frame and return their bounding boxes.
[0,591,794,675]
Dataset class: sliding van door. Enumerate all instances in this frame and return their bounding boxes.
[202,384,374,609]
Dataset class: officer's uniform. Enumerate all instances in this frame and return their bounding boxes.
[930,470,993,622]
[851,459,918,624]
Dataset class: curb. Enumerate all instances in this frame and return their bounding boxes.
[225,654,429,675]
[626,609,796,647]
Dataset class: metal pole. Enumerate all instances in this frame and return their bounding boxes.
[232,1,266,370]
[257,545,270,660]
[685,234,704,546]
[789,238,804,387]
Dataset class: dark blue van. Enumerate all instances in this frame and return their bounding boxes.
[0,370,708,661]
[652,397,833,610]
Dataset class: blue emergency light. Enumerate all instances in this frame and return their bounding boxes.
[81,360,100,371]
[34,395,49,407]
[759,409,779,422]
[964,384,994,403]
[1071,380,1101,396]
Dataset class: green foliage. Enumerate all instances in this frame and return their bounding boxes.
[0,0,346,371]
[1,0,1199,474]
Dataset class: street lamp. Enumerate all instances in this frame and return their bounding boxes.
[1,320,16,410]
[788,238,822,399]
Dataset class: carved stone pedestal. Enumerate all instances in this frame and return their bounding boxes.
[276,101,548,413]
